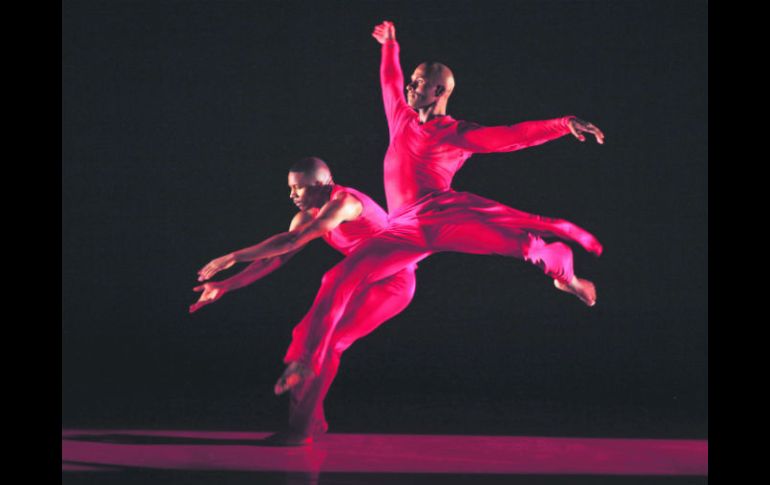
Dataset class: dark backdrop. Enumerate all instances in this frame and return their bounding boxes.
[62,0,707,439]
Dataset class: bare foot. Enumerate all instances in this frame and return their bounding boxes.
[274,362,314,395]
[554,276,597,307]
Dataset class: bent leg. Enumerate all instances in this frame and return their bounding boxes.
[420,192,588,284]
[420,191,603,256]
[288,267,417,436]
[425,214,575,284]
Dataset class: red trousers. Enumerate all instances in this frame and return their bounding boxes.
[283,190,601,435]
[284,266,417,435]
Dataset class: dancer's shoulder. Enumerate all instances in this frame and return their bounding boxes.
[330,188,364,214]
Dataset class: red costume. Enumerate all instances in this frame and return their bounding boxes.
[284,184,417,436]
[284,40,602,435]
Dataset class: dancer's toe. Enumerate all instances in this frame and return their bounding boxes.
[554,277,596,307]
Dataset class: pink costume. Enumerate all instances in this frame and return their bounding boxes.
[284,40,602,433]
[284,184,417,436]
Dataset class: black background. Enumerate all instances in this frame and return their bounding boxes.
[62,0,707,439]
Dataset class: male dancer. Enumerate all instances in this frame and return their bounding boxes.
[274,21,606,396]
[193,157,416,445]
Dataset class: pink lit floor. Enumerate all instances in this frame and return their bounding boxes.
[62,428,706,480]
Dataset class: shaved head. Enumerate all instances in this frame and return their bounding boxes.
[407,62,456,113]
[289,156,333,185]
[288,157,335,210]
[418,62,455,95]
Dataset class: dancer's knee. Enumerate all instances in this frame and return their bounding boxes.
[321,256,375,289]
[320,261,361,290]
[332,340,349,356]
[320,265,344,288]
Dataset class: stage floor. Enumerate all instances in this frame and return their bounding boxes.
[62,428,707,484]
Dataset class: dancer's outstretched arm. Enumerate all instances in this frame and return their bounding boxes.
[189,212,313,313]
[372,21,604,152]
[446,117,604,154]
[197,191,362,282]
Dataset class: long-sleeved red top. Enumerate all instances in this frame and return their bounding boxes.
[380,40,575,214]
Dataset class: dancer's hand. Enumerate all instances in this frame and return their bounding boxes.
[372,20,396,44]
[198,254,236,281]
[189,281,228,313]
[567,117,605,144]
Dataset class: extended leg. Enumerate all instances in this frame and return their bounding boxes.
[421,192,599,305]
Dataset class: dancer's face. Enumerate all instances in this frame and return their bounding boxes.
[288,171,326,210]
[406,65,438,109]
[406,63,453,109]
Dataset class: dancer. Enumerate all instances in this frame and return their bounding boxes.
[193,157,416,445]
[276,21,606,400]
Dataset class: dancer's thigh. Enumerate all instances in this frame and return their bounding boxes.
[327,233,428,286]
[330,268,417,353]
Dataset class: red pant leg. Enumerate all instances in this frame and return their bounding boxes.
[284,234,429,376]
[427,216,575,284]
[419,191,599,283]
[419,191,602,257]
[288,267,417,435]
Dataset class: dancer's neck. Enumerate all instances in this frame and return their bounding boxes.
[417,102,448,124]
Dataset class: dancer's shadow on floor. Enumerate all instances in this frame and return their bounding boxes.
[63,433,303,447]
[62,459,129,470]
[63,461,319,484]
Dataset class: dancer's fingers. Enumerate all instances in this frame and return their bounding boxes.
[191,298,210,312]
[190,292,218,313]
[569,123,586,142]
[584,125,601,144]
[568,121,580,139]
[202,263,220,279]
[590,125,605,144]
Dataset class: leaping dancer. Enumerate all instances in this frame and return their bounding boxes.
[273,21,606,413]
[193,157,417,445]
